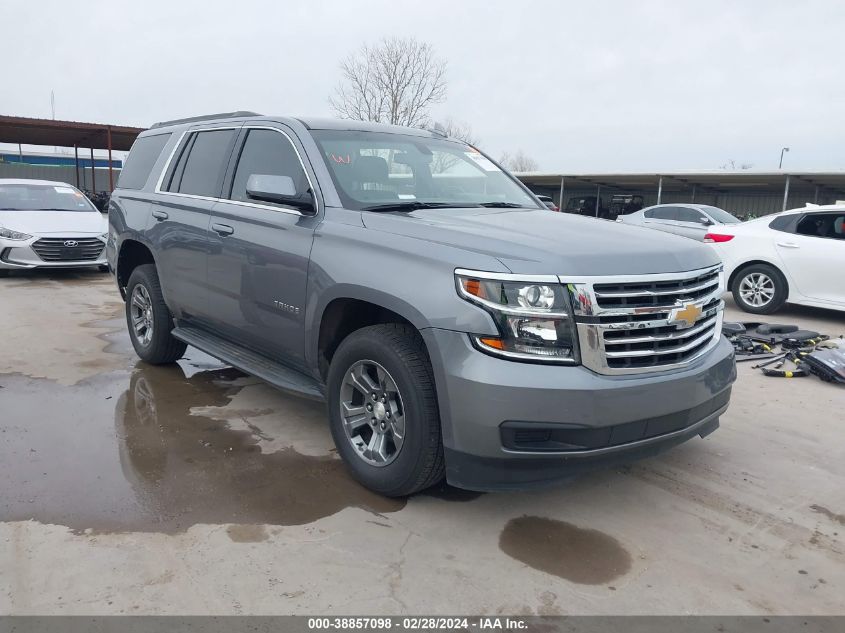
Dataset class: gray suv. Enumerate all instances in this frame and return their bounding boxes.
[107,112,736,495]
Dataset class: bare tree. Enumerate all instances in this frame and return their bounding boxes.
[330,38,448,128]
[499,150,539,172]
[436,117,480,145]
[720,159,754,170]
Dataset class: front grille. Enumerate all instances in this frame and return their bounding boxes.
[32,238,104,262]
[572,265,724,375]
[593,267,721,308]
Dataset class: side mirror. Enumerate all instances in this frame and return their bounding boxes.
[699,217,714,226]
[246,174,315,213]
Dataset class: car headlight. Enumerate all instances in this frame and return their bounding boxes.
[0,227,32,241]
[455,271,579,363]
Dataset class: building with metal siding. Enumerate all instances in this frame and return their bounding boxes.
[0,151,122,169]
[517,171,845,217]
[0,163,120,193]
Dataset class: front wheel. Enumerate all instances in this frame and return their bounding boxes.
[327,324,445,496]
[125,264,187,364]
[731,264,788,314]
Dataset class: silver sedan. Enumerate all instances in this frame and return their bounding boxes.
[0,179,109,275]
[617,203,740,240]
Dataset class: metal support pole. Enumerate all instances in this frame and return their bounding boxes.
[691,184,696,202]
[595,185,601,217]
[74,145,80,188]
[18,143,23,163]
[657,176,663,205]
[558,176,565,211]
[782,175,790,212]
[90,147,96,193]
[107,127,114,192]
[814,185,819,204]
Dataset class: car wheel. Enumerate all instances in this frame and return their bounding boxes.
[327,323,445,497]
[731,264,788,314]
[125,264,187,364]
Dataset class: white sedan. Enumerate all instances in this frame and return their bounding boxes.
[0,179,109,276]
[617,203,740,241]
[705,204,845,314]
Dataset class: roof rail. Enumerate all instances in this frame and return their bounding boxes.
[150,111,262,129]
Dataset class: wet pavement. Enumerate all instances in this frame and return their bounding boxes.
[1,270,844,614]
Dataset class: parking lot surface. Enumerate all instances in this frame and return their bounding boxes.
[1,270,843,615]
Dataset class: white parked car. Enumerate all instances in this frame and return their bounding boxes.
[0,179,109,276]
[705,204,845,314]
[618,203,740,241]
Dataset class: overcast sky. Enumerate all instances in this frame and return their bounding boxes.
[2,0,843,172]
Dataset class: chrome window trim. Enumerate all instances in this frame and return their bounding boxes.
[152,124,319,217]
[153,126,238,196]
[223,125,320,217]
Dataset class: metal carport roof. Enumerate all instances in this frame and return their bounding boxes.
[0,115,145,151]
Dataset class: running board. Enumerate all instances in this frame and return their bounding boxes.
[172,326,325,401]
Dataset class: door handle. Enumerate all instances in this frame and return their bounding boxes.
[776,241,799,248]
[151,210,169,221]
[212,223,234,236]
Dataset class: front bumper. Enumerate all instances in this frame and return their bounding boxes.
[0,236,107,270]
[421,329,736,491]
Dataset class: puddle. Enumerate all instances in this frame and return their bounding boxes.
[499,515,632,584]
[0,360,404,533]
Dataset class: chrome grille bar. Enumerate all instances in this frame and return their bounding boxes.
[563,265,725,375]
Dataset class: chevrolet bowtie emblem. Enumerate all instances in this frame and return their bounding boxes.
[669,303,702,328]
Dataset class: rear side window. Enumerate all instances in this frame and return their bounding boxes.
[229,129,309,205]
[768,214,793,233]
[677,207,705,223]
[165,129,236,197]
[645,206,679,221]
[118,133,171,190]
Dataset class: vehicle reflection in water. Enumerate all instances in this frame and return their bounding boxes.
[114,362,405,532]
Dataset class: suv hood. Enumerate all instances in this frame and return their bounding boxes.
[363,207,720,276]
[0,210,107,235]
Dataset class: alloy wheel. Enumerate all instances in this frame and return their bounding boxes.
[739,272,775,307]
[130,284,155,347]
[339,360,406,467]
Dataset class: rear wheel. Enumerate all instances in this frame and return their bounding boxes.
[125,264,187,364]
[327,323,445,496]
[731,263,788,314]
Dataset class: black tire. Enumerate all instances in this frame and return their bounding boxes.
[731,263,788,315]
[125,264,187,364]
[327,323,445,497]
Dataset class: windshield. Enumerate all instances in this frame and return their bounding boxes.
[310,130,540,211]
[700,205,740,223]
[0,183,97,212]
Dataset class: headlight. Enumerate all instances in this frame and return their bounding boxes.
[0,227,32,241]
[456,272,579,363]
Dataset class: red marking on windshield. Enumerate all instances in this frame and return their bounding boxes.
[331,153,351,164]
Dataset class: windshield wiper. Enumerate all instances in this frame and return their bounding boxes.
[361,201,471,212]
[478,202,530,208]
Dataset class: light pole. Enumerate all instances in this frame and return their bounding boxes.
[779,147,790,169]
